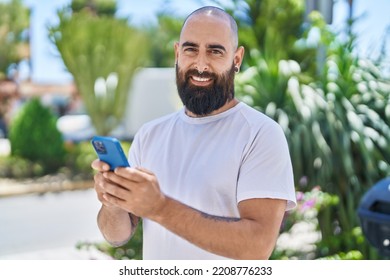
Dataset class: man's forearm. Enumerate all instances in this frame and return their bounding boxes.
[97,205,138,247]
[150,197,284,259]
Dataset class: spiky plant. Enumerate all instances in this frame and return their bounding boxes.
[49,10,149,135]
[236,12,390,258]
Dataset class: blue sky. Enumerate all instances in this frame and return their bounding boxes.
[12,0,390,83]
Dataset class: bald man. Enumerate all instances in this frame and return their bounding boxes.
[92,6,296,260]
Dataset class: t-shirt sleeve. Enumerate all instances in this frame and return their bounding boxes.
[237,121,297,211]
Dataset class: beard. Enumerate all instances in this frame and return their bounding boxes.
[175,63,236,116]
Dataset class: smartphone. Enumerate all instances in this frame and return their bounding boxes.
[91,136,130,171]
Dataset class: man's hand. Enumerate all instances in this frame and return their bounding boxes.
[96,165,167,219]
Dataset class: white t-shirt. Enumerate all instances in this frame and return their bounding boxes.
[129,102,296,260]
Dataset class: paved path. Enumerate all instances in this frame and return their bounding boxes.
[0,189,110,259]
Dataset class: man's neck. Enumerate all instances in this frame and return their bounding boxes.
[185,98,239,118]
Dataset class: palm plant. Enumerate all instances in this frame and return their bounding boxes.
[236,11,390,258]
[307,15,390,258]
[49,9,149,136]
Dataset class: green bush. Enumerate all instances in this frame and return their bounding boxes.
[9,98,66,174]
[0,156,44,178]
[62,141,97,178]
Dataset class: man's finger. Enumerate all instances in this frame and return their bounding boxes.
[103,193,126,206]
[102,180,130,199]
[91,159,110,172]
[135,167,154,175]
[113,167,149,182]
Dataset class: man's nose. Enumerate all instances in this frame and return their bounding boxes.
[194,53,209,73]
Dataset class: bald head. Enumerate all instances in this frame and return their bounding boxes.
[181,6,239,49]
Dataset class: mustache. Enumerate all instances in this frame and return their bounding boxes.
[184,69,217,80]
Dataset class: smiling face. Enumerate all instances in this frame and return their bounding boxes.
[175,61,236,117]
[174,10,244,117]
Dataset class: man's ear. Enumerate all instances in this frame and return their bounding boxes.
[234,46,245,69]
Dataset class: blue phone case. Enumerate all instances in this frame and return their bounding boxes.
[91,136,130,171]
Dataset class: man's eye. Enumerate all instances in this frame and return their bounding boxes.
[210,49,223,55]
[184,48,197,53]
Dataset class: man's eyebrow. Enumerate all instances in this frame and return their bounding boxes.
[207,44,226,52]
[181,42,226,52]
[182,41,198,48]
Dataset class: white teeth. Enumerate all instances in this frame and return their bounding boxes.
[192,76,210,82]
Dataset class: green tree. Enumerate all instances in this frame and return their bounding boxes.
[0,0,30,128]
[213,0,316,72]
[70,0,117,17]
[146,12,182,67]
[0,0,30,80]
[9,98,66,174]
[49,8,149,136]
